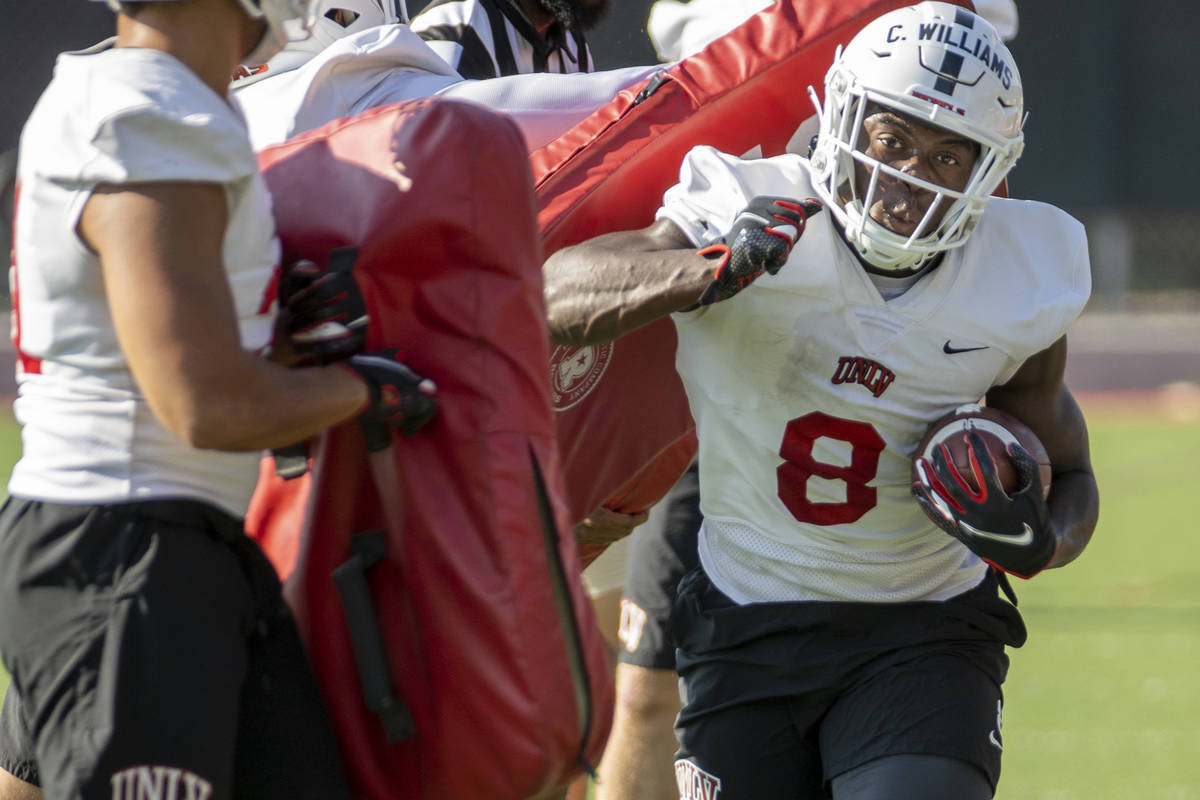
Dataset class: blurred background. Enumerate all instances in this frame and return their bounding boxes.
[1,2,1198,799]
[3,1,1199,322]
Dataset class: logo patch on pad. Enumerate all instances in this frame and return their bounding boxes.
[549,343,613,410]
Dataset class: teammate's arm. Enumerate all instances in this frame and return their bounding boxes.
[80,181,376,451]
[543,218,711,347]
[985,336,1099,570]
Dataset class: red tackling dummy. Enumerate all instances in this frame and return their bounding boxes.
[248,98,612,800]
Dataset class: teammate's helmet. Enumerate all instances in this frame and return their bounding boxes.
[807,2,1024,272]
[305,0,408,49]
[90,0,323,65]
[231,0,406,84]
[239,0,324,64]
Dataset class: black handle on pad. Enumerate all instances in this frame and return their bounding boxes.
[332,529,416,742]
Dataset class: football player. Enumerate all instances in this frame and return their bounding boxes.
[543,3,1098,798]
[606,3,1028,798]
[0,0,439,797]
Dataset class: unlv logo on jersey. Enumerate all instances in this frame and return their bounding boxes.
[675,760,722,800]
[549,343,614,410]
[110,765,213,800]
[830,356,896,398]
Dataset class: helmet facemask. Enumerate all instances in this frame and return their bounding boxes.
[807,2,1025,273]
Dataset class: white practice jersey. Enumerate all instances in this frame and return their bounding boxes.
[234,23,659,151]
[658,146,1091,604]
[10,42,279,518]
[235,24,462,151]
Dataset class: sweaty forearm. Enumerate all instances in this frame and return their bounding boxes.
[543,240,712,346]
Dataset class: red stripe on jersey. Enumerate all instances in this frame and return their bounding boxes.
[257,262,281,315]
[10,180,42,375]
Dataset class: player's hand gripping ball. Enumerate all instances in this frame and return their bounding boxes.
[697,196,823,305]
[910,404,1055,578]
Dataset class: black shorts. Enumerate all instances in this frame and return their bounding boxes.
[0,497,349,799]
[617,461,701,669]
[670,566,1027,798]
[0,682,36,785]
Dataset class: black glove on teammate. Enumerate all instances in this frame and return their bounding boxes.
[911,433,1056,579]
[338,349,438,436]
[697,196,823,306]
[280,255,368,364]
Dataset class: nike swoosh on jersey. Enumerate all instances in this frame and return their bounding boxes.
[943,340,990,354]
[958,520,1035,547]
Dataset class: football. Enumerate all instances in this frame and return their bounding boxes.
[912,404,1052,498]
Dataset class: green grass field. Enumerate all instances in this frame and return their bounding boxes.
[0,406,1196,797]
[997,412,1200,800]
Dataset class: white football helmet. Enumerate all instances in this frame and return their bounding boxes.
[238,0,324,65]
[305,0,408,48]
[807,1,1025,272]
[233,0,406,84]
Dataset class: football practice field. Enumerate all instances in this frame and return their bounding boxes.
[0,401,1196,798]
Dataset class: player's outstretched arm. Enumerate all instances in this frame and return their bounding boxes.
[984,336,1099,571]
[544,197,820,346]
[543,219,712,346]
[80,181,433,452]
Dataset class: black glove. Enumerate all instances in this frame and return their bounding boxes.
[280,252,368,364]
[338,349,438,436]
[911,432,1056,579]
[697,196,822,306]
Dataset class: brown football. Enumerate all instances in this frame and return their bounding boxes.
[912,404,1052,498]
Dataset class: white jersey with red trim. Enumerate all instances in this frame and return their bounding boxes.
[657,146,1091,603]
[10,42,279,517]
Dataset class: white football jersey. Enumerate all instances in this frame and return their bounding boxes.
[10,42,279,517]
[658,146,1091,603]
[234,23,659,151]
[235,24,462,151]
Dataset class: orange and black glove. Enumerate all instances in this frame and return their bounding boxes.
[697,196,822,305]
